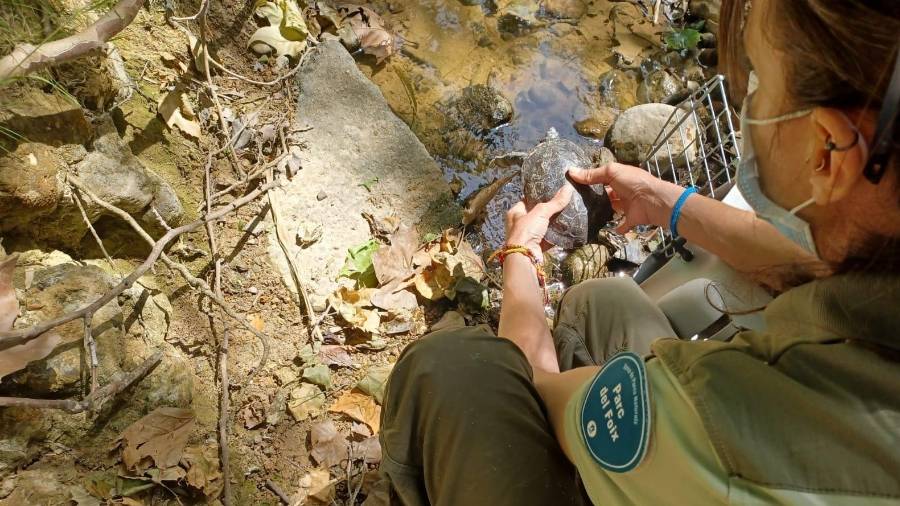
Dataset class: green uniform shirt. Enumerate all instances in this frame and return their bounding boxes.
[564,273,900,505]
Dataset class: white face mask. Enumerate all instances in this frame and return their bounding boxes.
[736,84,819,256]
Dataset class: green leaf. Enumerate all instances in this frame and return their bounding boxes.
[665,28,701,51]
[359,177,380,192]
[338,239,380,287]
[422,232,439,243]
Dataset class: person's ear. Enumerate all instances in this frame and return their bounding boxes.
[808,107,872,205]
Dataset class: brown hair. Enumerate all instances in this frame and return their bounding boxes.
[719,0,900,274]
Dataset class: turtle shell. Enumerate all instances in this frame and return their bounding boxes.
[522,134,614,249]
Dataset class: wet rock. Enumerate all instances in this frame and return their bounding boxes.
[590,146,616,167]
[598,70,639,111]
[561,244,610,285]
[606,103,697,166]
[268,40,458,300]
[496,0,542,37]
[539,0,586,20]
[2,263,122,395]
[574,106,619,140]
[0,143,66,232]
[0,87,93,147]
[689,0,720,24]
[451,84,513,133]
[637,70,682,104]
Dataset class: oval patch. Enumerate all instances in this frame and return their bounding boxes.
[579,352,651,473]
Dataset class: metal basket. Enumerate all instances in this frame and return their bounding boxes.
[640,74,741,254]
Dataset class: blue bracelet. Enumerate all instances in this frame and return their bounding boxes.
[669,186,698,238]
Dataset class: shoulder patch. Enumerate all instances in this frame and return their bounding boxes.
[579,351,651,473]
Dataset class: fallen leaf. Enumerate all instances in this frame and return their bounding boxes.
[288,383,325,421]
[412,263,453,301]
[355,363,393,405]
[302,363,333,389]
[118,407,196,474]
[462,171,518,225]
[0,330,63,380]
[255,0,283,25]
[83,471,116,500]
[279,0,309,40]
[291,468,334,505]
[329,390,381,433]
[158,88,201,139]
[372,224,418,285]
[450,239,486,281]
[338,239,381,288]
[1,253,18,331]
[339,5,399,63]
[329,286,381,333]
[370,287,417,312]
[362,211,400,238]
[310,420,349,468]
[250,314,265,332]
[181,446,223,498]
[186,31,209,75]
[318,345,353,367]
[70,485,101,506]
[352,435,382,465]
[248,25,307,58]
[296,221,323,247]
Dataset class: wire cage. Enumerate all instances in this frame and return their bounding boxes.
[639,74,742,251]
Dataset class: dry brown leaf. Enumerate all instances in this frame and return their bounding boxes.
[250,314,265,332]
[329,286,380,333]
[157,88,201,139]
[291,468,334,505]
[339,5,398,63]
[412,263,453,301]
[329,390,381,433]
[181,446,223,498]
[372,224,418,285]
[462,171,517,225]
[118,407,196,474]
[310,419,349,468]
[371,286,418,312]
[318,345,353,367]
[352,435,382,465]
[0,254,61,379]
[0,254,17,331]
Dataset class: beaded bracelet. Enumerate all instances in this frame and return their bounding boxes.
[488,244,549,304]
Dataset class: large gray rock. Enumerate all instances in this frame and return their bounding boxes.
[606,103,697,166]
[267,40,457,299]
[78,118,185,230]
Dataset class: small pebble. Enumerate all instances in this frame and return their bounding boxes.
[248,286,259,295]
[316,190,327,201]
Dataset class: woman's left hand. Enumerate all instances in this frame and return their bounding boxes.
[505,184,574,263]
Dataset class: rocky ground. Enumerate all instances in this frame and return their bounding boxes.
[0,0,720,504]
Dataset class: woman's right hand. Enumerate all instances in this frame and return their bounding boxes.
[569,163,684,233]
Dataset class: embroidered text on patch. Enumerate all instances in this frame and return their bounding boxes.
[580,352,651,472]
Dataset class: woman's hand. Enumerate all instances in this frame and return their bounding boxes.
[505,185,573,262]
[569,163,684,233]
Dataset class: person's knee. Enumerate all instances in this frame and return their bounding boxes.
[562,276,645,311]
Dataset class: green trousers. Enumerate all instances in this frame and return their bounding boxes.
[378,278,676,505]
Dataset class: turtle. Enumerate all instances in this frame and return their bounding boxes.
[521,129,614,249]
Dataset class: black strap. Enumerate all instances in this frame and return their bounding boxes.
[865,44,900,184]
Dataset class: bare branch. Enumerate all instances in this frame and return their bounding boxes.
[0,350,162,413]
[0,0,146,80]
[0,177,279,350]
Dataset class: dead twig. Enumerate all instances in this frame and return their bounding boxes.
[0,0,146,80]
[0,178,279,351]
[82,313,99,395]
[0,350,162,413]
[72,188,118,273]
[266,169,324,342]
[65,176,271,381]
[264,479,291,505]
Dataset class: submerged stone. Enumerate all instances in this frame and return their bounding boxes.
[598,69,639,111]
